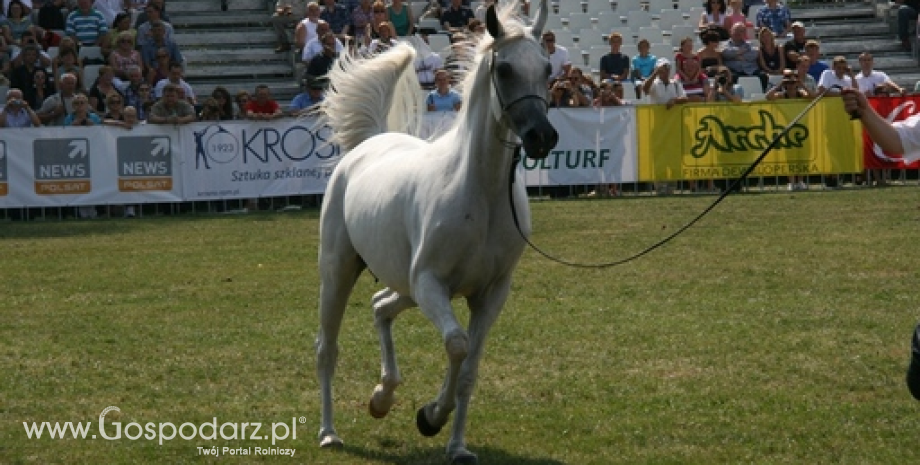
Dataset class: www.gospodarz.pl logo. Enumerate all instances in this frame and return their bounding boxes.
[23,405,306,446]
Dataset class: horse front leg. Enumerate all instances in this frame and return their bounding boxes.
[412,273,469,439]
[444,279,512,465]
[369,288,416,418]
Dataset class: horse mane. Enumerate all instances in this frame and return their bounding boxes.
[317,1,530,151]
[318,43,422,151]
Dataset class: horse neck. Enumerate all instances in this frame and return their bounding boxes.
[452,60,515,196]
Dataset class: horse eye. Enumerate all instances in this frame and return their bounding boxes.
[496,62,512,78]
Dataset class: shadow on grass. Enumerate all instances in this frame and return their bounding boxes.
[0,209,320,240]
[336,442,566,465]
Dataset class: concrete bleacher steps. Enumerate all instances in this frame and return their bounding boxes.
[171,0,301,103]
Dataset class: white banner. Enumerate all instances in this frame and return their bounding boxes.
[0,110,641,208]
[522,107,639,186]
[178,119,339,200]
[0,125,184,208]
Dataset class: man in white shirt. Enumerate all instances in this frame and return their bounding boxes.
[817,55,856,95]
[641,58,688,108]
[301,20,342,63]
[854,52,904,97]
[541,30,570,86]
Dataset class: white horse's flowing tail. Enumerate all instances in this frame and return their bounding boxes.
[319,43,421,151]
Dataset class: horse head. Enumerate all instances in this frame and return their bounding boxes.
[486,1,558,160]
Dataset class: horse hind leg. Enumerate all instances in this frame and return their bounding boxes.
[316,247,364,449]
[368,288,416,419]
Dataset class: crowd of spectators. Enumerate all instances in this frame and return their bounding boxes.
[1,0,914,215]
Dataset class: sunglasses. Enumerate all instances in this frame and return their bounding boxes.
[157,53,168,58]
[544,38,555,42]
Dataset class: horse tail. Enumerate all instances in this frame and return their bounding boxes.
[319,43,421,151]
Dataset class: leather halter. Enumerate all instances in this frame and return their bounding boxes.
[488,49,549,123]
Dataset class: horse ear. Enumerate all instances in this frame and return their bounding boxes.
[531,0,548,38]
[486,5,504,40]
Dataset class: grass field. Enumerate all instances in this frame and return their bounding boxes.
[2,188,919,464]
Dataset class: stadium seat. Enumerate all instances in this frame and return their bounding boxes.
[670,25,698,48]
[578,28,607,47]
[626,10,652,31]
[659,9,687,30]
[639,27,666,44]
[647,0,675,19]
[83,64,102,87]
[427,33,451,54]
[737,76,764,101]
[78,46,103,64]
[418,17,442,32]
[584,0,614,15]
[566,12,595,31]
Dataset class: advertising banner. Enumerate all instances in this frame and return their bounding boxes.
[0,125,184,208]
[522,106,639,186]
[179,119,339,200]
[864,95,920,169]
[637,99,863,181]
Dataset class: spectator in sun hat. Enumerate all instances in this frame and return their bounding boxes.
[289,75,326,116]
[642,57,688,108]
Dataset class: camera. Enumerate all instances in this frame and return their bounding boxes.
[10,99,22,106]
[716,75,728,87]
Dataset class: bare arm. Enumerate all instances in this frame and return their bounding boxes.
[843,89,904,154]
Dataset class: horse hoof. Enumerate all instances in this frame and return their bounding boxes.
[416,404,442,437]
[451,452,478,465]
[319,434,344,449]
[368,399,389,419]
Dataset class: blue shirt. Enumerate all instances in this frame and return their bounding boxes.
[426,89,461,112]
[807,61,829,83]
[756,5,792,35]
[632,54,657,79]
[289,91,324,111]
[65,8,108,45]
[320,4,351,35]
[64,112,103,126]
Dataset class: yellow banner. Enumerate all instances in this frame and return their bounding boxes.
[636,98,863,181]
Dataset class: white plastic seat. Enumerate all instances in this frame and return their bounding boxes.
[670,25,698,48]
[427,33,451,54]
[659,9,687,30]
[578,28,607,47]
[78,46,103,63]
[566,12,594,31]
[626,10,652,31]
[737,75,764,100]
[584,0,614,15]
[638,27,663,44]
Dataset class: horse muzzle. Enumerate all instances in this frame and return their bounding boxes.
[520,119,558,160]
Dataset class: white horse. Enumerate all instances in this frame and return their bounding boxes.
[315,1,558,463]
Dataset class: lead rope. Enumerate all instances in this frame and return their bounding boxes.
[508,86,838,268]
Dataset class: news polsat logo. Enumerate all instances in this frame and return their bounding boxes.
[116,136,173,191]
[33,139,93,195]
[0,141,7,196]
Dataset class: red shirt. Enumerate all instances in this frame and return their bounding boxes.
[245,99,280,115]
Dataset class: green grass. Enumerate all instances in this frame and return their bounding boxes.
[2,188,919,464]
